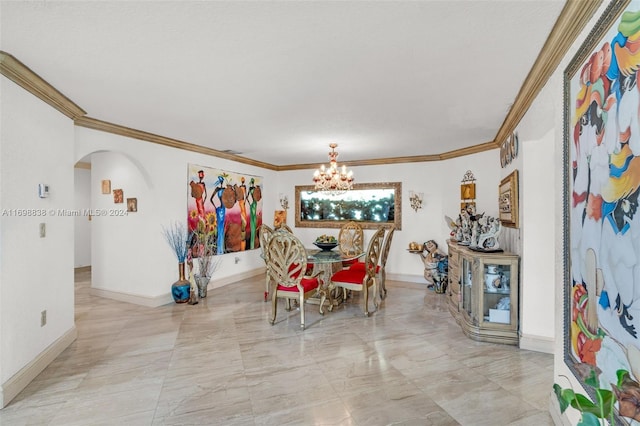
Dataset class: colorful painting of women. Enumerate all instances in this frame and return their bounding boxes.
[237,177,248,251]
[568,3,640,396]
[210,175,228,254]
[247,178,262,249]
[186,164,263,254]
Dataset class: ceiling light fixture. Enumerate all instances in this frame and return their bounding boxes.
[312,143,354,195]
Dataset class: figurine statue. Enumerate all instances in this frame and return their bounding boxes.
[445,208,501,250]
[420,240,448,293]
[476,216,502,250]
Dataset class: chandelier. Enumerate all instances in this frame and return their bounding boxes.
[312,143,354,194]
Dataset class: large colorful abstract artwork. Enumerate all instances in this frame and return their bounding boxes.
[187,164,263,254]
[565,1,640,422]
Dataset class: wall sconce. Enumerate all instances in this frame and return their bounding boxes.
[409,191,423,212]
[279,193,289,210]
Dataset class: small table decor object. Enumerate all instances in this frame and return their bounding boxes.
[314,234,338,251]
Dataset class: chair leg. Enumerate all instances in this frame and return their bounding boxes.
[299,294,305,330]
[372,278,379,309]
[270,292,278,325]
[363,285,369,317]
[379,270,387,299]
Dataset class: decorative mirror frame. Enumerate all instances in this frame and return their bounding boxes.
[295,182,402,230]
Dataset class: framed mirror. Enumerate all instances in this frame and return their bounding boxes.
[295,182,402,230]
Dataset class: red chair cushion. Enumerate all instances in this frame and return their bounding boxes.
[288,263,305,279]
[288,262,314,278]
[349,262,380,273]
[342,258,359,267]
[331,268,366,285]
[277,277,320,292]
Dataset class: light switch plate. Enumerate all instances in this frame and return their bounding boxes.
[38,183,49,198]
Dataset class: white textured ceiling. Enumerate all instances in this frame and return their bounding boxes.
[0,1,565,166]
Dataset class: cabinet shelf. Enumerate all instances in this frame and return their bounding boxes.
[483,289,510,295]
[446,240,519,345]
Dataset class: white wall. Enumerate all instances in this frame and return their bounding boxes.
[512,64,558,351]
[520,129,556,348]
[75,127,277,305]
[74,167,91,267]
[0,78,77,406]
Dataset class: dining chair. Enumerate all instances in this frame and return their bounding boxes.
[338,221,364,268]
[352,225,395,299]
[330,226,385,316]
[259,224,275,301]
[266,229,324,329]
[377,225,395,299]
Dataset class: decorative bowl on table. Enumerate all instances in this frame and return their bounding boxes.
[313,241,338,251]
[314,234,338,251]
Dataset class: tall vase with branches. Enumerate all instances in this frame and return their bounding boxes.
[192,220,221,298]
[162,221,191,303]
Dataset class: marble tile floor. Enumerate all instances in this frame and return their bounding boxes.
[0,268,554,425]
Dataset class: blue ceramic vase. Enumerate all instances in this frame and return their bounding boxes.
[171,263,191,303]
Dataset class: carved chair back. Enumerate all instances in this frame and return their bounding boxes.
[266,230,308,290]
[338,221,364,257]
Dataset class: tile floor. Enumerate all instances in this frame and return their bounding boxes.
[0,268,554,425]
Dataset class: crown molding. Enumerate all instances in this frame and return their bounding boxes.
[492,0,604,147]
[74,116,279,171]
[277,141,498,171]
[0,51,86,120]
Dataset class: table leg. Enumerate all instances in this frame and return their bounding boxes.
[315,262,342,314]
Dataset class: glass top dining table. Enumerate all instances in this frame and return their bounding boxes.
[306,248,363,264]
[306,248,364,314]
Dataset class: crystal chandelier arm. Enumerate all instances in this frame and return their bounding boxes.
[312,143,354,195]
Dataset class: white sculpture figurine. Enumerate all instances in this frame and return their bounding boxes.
[446,209,501,250]
[476,216,502,250]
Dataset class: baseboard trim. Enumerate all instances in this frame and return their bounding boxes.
[1,325,78,409]
[74,266,91,273]
[387,273,428,284]
[519,333,555,354]
[90,287,173,307]
[209,267,265,289]
[91,267,266,307]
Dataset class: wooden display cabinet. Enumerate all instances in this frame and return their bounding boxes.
[446,240,519,345]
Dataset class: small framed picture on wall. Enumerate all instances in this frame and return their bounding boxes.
[127,198,137,212]
[113,189,123,204]
[101,180,111,194]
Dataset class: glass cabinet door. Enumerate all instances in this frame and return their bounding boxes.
[481,261,513,326]
[461,257,473,322]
